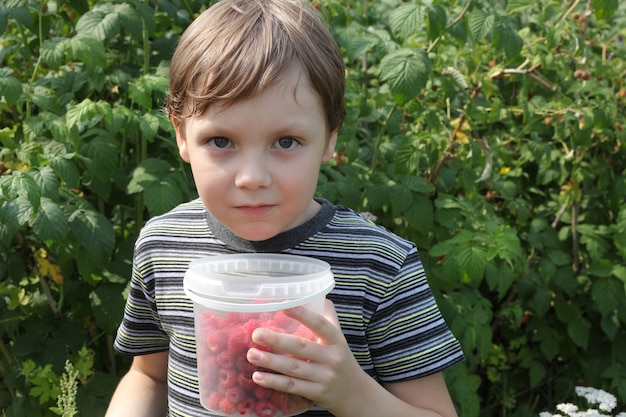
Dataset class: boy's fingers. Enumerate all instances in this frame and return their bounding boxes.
[282,300,343,344]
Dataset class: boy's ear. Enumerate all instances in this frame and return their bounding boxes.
[322,129,338,163]
[172,118,190,163]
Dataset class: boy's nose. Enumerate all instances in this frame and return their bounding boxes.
[234,156,272,190]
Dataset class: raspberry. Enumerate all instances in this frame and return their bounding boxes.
[255,400,277,417]
[235,354,256,373]
[217,350,236,367]
[206,329,228,353]
[270,390,290,411]
[228,328,251,353]
[253,385,272,400]
[236,369,256,391]
[237,397,256,415]
[219,396,238,415]
[242,319,261,335]
[223,387,246,405]
[218,368,237,388]
[207,391,223,410]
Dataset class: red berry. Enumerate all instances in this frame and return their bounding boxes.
[218,368,237,388]
[224,387,246,405]
[270,390,289,407]
[228,328,251,353]
[219,396,238,414]
[217,350,236,367]
[206,330,228,353]
[237,369,257,391]
[237,397,256,415]
[208,391,223,410]
[254,386,272,400]
[255,400,278,417]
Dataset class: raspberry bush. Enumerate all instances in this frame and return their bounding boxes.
[1,0,625,416]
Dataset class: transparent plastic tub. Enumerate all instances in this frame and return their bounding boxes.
[184,254,335,417]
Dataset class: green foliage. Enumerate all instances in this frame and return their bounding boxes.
[1,0,625,416]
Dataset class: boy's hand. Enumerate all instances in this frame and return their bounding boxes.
[245,300,366,414]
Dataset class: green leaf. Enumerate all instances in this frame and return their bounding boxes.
[593,0,618,19]
[393,143,419,175]
[47,154,80,188]
[115,3,143,42]
[79,130,119,180]
[67,34,106,66]
[140,112,160,142]
[506,0,535,13]
[426,4,446,40]
[75,4,121,40]
[492,17,523,60]
[0,200,19,245]
[1,171,40,210]
[379,48,432,99]
[30,167,59,200]
[391,185,412,216]
[142,175,184,216]
[90,284,126,334]
[30,197,68,241]
[400,175,434,194]
[405,193,433,234]
[567,317,590,349]
[468,10,494,41]
[68,207,115,264]
[592,277,624,316]
[66,99,101,130]
[128,83,152,110]
[0,68,23,107]
[40,38,67,69]
[454,244,488,282]
[127,158,173,193]
[388,4,424,41]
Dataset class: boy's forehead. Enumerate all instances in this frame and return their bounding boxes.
[196,67,321,115]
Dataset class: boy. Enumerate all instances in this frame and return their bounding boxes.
[105,0,464,416]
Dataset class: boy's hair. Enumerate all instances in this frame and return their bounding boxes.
[166,0,346,132]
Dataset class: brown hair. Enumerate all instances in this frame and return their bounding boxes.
[165,0,346,132]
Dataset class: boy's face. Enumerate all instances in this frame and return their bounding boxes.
[174,68,337,241]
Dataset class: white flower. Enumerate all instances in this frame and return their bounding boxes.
[557,403,579,415]
[575,387,617,413]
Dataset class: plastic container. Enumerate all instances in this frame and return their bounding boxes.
[184,254,335,417]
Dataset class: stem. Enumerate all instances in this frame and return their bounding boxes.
[38,274,60,317]
[489,68,557,91]
[142,7,150,75]
[370,104,397,171]
[571,203,580,273]
[558,0,582,26]
[428,0,473,53]
[428,83,482,185]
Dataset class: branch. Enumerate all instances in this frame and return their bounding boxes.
[428,83,482,184]
[428,0,473,53]
[489,67,558,91]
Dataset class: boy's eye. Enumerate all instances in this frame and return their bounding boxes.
[275,137,299,150]
[208,137,231,148]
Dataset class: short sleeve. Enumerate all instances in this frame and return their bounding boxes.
[367,247,464,382]
[113,248,170,355]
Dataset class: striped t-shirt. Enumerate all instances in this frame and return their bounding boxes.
[114,198,464,416]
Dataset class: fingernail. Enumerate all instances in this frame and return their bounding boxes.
[252,328,266,342]
[247,349,261,361]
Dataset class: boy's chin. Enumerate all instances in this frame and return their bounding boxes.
[231,226,282,242]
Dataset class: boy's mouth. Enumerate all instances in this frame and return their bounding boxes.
[236,204,274,217]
